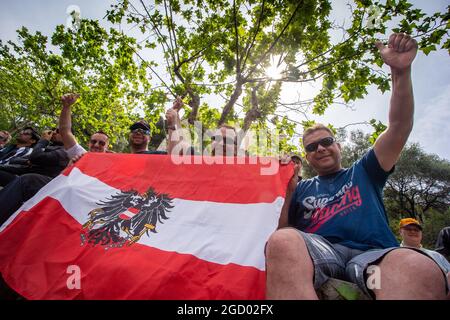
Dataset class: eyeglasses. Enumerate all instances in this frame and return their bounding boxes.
[89,139,106,146]
[211,135,236,145]
[304,136,335,153]
[131,128,150,135]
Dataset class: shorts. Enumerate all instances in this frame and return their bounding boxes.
[293,229,449,299]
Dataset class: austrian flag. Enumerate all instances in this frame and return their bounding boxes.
[0,154,292,299]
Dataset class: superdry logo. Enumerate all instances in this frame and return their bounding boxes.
[304,185,362,232]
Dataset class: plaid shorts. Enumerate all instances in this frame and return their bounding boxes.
[293,229,449,299]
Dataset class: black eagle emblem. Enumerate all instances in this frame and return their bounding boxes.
[81,188,174,249]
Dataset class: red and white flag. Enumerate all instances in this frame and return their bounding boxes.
[0,154,292,299]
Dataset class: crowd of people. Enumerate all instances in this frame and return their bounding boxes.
[0,33,449,300]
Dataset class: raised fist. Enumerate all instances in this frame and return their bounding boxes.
[41,130,54,141]
[61,93,80,108]
[172,96,184,111]
[375,33,418,71]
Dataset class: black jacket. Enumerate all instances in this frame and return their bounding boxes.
[3,139,69,178]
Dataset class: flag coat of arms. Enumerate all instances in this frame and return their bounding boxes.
[0,154,292,299]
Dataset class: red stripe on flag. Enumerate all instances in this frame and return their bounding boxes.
[128,207,139,214]
[61,153,293,203]
[119,207,140,220]
[0,198,266,300]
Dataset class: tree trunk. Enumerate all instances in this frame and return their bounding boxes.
[242,84,263,132]
[186,88,200,125]
[218,80,243,126]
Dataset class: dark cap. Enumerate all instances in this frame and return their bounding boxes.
[130,120,150,132]
[22,126,41,141]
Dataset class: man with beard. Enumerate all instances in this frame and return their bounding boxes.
[59,93,109,158]
[60,93,164,156]
[129,119,166,155]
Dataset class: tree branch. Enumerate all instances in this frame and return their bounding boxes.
[241,0,265,72]
[244,0,304,79]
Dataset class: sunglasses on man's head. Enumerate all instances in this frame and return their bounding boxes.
[131,128,150,135]
[89,139,106,146]
[304,136,335,153]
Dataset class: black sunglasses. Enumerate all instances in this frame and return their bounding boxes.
[304,136,335,153]
[131,128,150,135]
[90,139,106,146]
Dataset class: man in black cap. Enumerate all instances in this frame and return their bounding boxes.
[129,120,166,154]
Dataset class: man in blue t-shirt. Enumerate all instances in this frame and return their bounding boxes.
[265,33,449,300]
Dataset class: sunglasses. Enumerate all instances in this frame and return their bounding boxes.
[131,128,150,135]
[211,135,236,145]
[304,136,335,153]
[89,139,106,146]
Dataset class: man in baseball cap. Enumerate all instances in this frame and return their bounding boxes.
[129,120,165,154]
[399,218,423,248]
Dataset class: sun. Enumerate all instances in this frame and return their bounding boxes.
[265,55,284,80]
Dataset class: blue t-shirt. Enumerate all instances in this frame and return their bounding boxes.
[288,149,399,251]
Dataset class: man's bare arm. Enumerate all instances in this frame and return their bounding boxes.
[59,93,80,150]
[373,33,418,171]
[278,160,302,229]
[166,97,192,155]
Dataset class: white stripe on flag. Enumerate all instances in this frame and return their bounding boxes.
[2,168,283,270]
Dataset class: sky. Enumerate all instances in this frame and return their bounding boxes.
[0,0,449,160]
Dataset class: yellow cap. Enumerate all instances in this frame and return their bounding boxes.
[399,218,422,230]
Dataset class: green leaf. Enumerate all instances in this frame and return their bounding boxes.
[422,45,436,55]
[335,283,361,300]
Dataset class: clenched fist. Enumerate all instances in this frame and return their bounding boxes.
[41,130,54,141]
[165,97,184,127]
[375,33,418,71]
[61,93,80,108]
